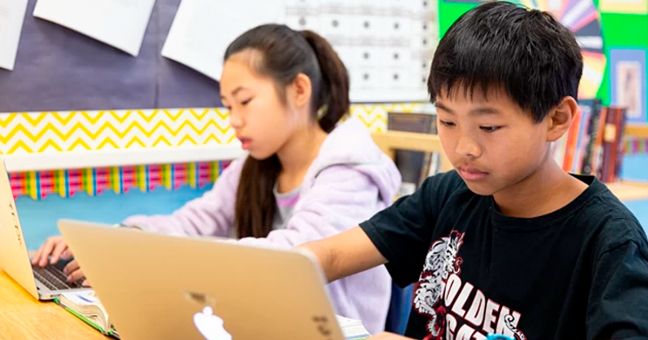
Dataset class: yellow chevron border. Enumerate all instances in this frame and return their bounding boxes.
[0,103,425,155]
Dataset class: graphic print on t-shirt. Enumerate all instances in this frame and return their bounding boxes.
[414,230,528,340]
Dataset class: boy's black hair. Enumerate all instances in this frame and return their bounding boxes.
[428,1,583,122]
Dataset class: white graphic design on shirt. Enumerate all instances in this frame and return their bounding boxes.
[414,230,527,340]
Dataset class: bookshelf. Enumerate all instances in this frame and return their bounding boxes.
[372,131,453,173]
[372,131,648,202]
[620,124,648,202]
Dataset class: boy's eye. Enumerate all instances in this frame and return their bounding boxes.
[440,120,456,127]
[480,126,502,132]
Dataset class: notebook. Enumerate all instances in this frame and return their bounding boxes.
[56,290,370,340]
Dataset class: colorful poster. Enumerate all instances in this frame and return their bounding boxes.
[599,0,648,14]
[610,49,647,123]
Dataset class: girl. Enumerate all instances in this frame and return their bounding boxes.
[33,24,401,334]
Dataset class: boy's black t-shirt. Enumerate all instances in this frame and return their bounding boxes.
[360,171,648,340]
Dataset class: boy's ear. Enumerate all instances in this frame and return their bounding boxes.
[287,73,313,109]
[546,96,578,142]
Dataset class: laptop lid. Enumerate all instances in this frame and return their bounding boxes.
[58,219,346,340]
[0,156,39,299]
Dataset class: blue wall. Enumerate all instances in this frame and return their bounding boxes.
[17,186,211,251]
[620,154,648,231]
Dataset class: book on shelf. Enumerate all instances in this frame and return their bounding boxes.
[552,99,628,183]
[600,106,628,183]
[387,112,439,196]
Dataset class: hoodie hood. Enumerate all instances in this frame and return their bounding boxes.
[304,118,401,206]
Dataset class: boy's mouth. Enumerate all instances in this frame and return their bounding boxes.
[458,166,489,181]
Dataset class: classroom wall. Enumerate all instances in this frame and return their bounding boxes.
[17,153,648,252]
[439,0,648,124]
[5,0,648,251]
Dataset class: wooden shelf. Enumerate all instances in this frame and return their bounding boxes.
[371,131,453,172]
[626,124,648,139]
[606,181,648,202]
[372,131,648,202]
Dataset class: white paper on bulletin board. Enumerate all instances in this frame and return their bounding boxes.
[284,0,438,102]
[162,0,439,103]
[33,0,156,57]
[162,0,286,82]
[0,0,28,71]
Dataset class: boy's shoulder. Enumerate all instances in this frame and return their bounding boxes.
[572,176,648,258]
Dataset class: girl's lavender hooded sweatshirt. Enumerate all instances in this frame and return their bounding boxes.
[123,118,402,334]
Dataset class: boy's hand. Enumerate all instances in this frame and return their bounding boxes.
[367,332,417,339]
[31,236,71,267]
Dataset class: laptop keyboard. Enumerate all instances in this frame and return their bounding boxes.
[32,263,84,291]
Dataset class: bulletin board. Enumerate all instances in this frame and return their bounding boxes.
[438,0,648,124]
[0,0,441,112]
[0,0,221,112]
[0,0,436,200]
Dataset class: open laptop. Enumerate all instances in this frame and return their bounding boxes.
[58,219,351,340]
[0,156,90,300]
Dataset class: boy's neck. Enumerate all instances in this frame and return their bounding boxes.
[492,156,589,218]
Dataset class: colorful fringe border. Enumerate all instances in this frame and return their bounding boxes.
[625,137,648,156]
[8,133,646,201]
[10,161,230,200]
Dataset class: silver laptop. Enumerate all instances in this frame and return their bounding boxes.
[58,219,350,340]
[0,156,91,300]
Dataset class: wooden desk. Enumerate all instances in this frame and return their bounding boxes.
[0,271,106,340]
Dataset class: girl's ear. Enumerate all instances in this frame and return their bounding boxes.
[286,73,313,109]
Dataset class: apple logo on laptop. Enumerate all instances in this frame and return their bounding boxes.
[193,306,232,340]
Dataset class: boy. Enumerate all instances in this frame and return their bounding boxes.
[300,2,648,340]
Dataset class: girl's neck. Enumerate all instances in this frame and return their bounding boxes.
[275,123,328,192]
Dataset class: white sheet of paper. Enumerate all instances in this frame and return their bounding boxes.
[33,0,156,56]
[0,0,28,71]
[162,0,286,81]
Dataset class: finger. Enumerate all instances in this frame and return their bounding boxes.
[38,240,57,267]
[60,249,73,260]
[67,268,85,283]
[49,241,68,264]
[63,260,80,275]
[82,279,90,287]
[31,247,43,265]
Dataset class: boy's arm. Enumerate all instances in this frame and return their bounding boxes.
[298,226,387,282]
[301,171,462,285]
